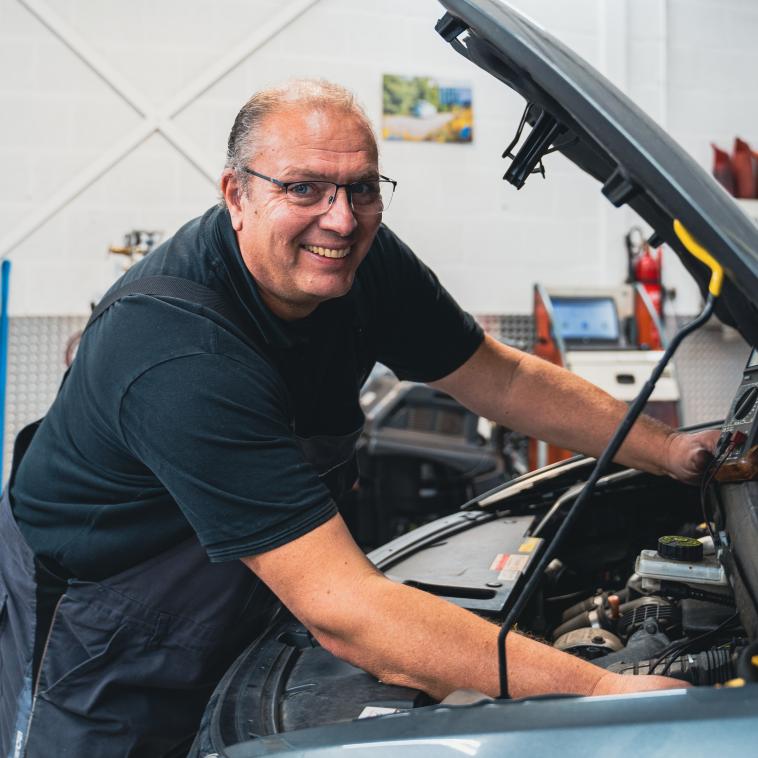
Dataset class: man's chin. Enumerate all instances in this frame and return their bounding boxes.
[308,274,357,302]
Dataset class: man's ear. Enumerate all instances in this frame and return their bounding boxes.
[221,170,245,231]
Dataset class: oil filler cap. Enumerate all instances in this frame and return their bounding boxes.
[657,535,703,562]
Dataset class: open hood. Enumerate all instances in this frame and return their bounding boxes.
[437,0,758,348]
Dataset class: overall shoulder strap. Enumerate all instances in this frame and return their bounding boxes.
[32,275,256,460]
[55,275,257,392]
[85,275,242,332]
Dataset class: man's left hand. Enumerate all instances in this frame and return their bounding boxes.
[663,429,721,484]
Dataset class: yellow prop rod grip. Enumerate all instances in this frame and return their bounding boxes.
[673,219,724,297]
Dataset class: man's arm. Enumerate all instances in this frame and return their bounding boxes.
[243,513,683,700]
[431,334,718,482]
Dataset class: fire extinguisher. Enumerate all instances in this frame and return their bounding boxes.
[625,228,663,349]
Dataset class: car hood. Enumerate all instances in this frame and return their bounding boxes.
[437,0,758,347]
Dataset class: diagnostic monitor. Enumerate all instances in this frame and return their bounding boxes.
[551,296,620,345]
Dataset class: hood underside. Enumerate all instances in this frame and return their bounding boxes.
[437,0,758,347]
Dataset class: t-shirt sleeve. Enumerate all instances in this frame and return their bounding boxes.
[118,351,337,562]
[366,226,484,382]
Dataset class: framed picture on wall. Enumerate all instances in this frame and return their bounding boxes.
[382,75,473,143]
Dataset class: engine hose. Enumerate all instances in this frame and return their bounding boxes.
[614,647,737,685]
[560,593,608,624]
[552,606,611,640]
[552,613,592,640]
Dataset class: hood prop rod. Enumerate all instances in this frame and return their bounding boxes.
[496,220,724,698]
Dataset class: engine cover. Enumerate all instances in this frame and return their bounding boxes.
[372,511,542,616]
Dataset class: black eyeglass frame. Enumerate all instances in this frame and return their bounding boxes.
[241,167,397,215]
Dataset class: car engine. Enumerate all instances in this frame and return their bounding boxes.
[536,531,748,686]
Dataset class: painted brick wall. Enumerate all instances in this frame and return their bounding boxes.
[0,0,755,317]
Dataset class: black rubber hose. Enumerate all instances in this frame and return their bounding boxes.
[615,647,736,685]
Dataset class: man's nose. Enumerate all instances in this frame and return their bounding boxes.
[319,186,358,235]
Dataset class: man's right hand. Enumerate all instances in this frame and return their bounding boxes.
[591,671,690,696]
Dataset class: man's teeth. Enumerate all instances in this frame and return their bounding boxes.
[303,244,351,259]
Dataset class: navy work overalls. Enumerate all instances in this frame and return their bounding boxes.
[0,278,284,757]
[0,422,276,757]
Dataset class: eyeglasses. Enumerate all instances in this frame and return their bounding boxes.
[241,168,396,216]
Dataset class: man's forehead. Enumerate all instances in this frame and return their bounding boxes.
[254,105,378,169]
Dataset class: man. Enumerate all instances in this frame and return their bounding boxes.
[0,80,717,756]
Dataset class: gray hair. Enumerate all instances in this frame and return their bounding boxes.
[224,79,376,195]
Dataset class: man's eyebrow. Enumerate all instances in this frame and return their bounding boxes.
[280,169,380,182]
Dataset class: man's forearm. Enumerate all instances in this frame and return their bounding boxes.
[246,514,685,705]
[433,336,675,476]
[503,352,674,475]
[312,573,678,700]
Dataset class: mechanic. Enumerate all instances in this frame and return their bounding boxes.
[0,80,719,756]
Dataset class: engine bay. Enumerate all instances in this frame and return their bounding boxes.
[374,460,756,690]
[517,477,752,687]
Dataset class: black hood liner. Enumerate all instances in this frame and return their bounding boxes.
[438,0,758,347]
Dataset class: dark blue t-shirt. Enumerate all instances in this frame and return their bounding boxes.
[11,206,483,579]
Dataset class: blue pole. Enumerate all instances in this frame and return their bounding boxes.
[0,259,11,477]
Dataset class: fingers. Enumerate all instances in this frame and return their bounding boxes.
[665,430,720,484]
[624,675,691,692]
[591,671,689,695]
[695,428,722,454]
[692,446,713,473]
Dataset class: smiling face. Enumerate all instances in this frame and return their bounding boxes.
[222,105,381,321]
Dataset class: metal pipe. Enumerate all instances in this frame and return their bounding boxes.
[0,260,11,478]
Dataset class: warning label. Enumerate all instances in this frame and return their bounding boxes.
[497,554,529,582]
[489,553,510,571]
[519,537,540,553]
[504,554,529,572]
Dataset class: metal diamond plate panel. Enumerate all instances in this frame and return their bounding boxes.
[669,318,752,427]
[4,315,87,481]
[476,314,535,352]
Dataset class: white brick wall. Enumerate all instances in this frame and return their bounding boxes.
[0,0,754,317]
